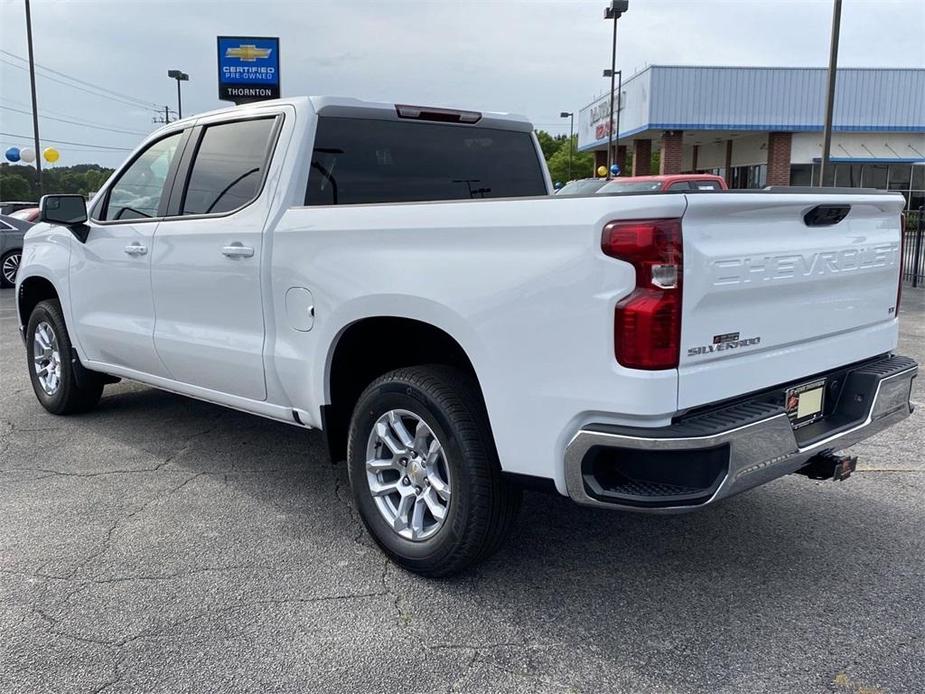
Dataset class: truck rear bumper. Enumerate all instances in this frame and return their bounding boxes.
[564,355,917,513]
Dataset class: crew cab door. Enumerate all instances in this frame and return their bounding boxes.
[70,129,188,376]
[150,115,282,401]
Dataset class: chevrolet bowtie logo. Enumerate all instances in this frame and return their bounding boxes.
[226,44,272,62]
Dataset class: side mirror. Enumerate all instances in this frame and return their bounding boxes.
[40,194,88,226]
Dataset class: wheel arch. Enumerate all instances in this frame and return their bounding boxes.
[321,315,491,463]
[17,274,60,330]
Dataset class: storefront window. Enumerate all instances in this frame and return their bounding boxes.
[910,191,924,212]
[912,164,924,190]
[790,164,812,186]
[888,164,912,191]
[862,164,888,189]
[836,164,863,187]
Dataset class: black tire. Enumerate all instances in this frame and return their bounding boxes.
[347,365,521,577]
[1,249,21,288]
[26,299,104,415]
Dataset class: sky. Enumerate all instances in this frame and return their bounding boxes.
[1,0,923,168]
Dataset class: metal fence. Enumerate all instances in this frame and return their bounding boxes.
[905,208,925,287]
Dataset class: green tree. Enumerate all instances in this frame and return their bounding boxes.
[534,130,566,161]
[544,135,595,185]
[0,172,32,201]
[0,163,114,201]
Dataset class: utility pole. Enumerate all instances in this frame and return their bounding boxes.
[152,106,175,125]
[819,0,842,186]
[24,0,43,196]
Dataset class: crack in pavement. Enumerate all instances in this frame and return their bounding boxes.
[446,648,479,693]
[1,563,282,587]
[331,471,410,628]
[333,474,367,548]
[433,641,573,693]
[30,471,207,582]
[20,586,397,694]
[380,558,413,628]
[855,468,924,473]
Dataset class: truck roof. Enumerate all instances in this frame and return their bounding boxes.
[166,96,534,133]
[614,174,726,184]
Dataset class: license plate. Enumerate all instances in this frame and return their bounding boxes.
[785,378,826,429]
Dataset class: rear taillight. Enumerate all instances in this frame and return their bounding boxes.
[602,218,683,370]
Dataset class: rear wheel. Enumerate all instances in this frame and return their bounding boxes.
[1,249,21,288]
[347,366,520,577]
[26,299,103,415]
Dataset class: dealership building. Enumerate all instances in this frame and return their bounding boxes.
[577,66,925,209]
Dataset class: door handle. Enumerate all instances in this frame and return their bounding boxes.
[124,243,147,256]
[221,243,255,258]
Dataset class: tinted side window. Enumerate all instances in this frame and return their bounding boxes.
[306,117,547,205]
[667,181,691,191]
[101,131,183,221]
[181,118,276,216]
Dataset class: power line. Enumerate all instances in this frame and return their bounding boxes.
[0,131,132,151]
[0,57,162,113]
[0,105,149,136]
[0,49,161,110]
[3,96,152,135]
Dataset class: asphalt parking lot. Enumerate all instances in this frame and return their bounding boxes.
[1,287,923,694]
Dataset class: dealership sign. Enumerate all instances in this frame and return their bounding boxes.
[217,36,280,104]
[578,90,625,150]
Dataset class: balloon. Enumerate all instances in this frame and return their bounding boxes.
[4,147,20,162]
[20,147,35,163]
[596,165,608,177]
[610,164,621,176]
[43,147,60,163]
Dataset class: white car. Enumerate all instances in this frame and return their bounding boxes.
[16,97,917,576]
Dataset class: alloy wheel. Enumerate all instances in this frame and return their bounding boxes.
[2,252,20,285]
[33,321,62,395]
[365,409,452,541]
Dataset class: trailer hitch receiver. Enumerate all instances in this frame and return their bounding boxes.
[796,451,858,482]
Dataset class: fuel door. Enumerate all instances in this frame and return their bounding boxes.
[285,287,315,332]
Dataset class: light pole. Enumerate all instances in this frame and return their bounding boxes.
[560,111,574,180]
[603,69,623,175]
[819,0,842,187]
[604,1,628,179]
[24,0,42,195]
[167,69,189,120]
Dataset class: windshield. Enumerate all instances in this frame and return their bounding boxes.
[597,180,664,194]
[556,179,607,196]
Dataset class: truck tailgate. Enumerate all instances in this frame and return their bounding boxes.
[678,192,906,410]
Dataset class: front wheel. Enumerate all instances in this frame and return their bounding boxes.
[26,299,103,415]
[347,366,520,577]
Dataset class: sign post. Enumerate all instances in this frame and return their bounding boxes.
[217,36,280,104]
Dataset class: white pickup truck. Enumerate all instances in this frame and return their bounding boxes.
[16,97,917,576]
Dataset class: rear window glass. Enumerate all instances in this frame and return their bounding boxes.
[306,117,546,205]
[557,179,607,196]
[691,181,722,190]
[182,118,276,216]
[597,181,663,193]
